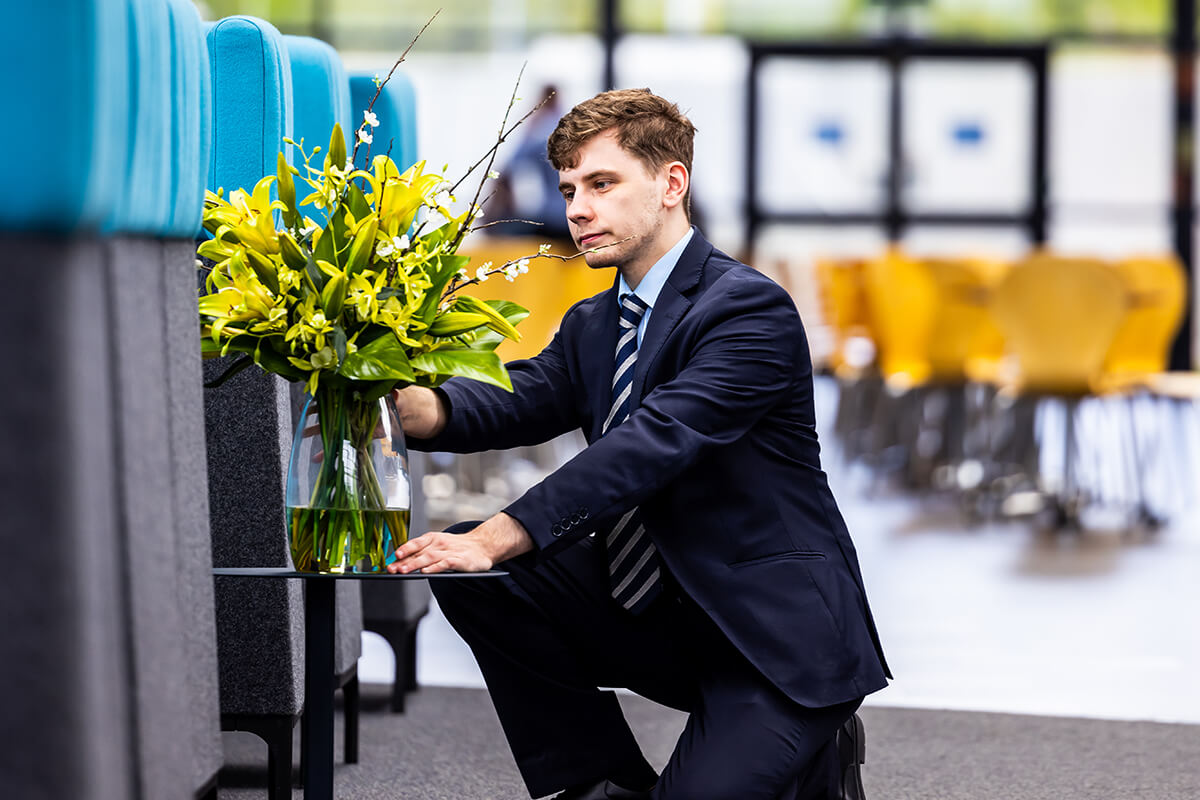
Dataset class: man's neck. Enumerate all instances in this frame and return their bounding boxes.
[620,218,692,290]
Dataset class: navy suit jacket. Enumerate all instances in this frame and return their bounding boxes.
[414,229,890,707]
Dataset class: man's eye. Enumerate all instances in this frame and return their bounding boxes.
[595,181,611,190]
[562,192,574,201]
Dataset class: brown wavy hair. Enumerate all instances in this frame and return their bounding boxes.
[547,88,697,218]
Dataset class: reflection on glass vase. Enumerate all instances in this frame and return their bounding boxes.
[285,384,411,573]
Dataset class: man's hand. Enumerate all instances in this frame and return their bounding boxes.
[392,385,448,440]
[387,512,534,574]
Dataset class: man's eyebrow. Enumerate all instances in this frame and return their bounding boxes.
[559,170,615,193]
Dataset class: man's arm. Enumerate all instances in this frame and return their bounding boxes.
[505,274,808,555]
[402,327,581,454]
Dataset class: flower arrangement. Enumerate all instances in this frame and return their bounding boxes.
[196,27,563,572]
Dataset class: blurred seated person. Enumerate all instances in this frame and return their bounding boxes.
[484,85,574,243]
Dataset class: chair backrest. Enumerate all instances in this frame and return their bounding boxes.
[104,0,173,235]
[206,16,293,198]
[350,71,418,173]
[166,0,211,237]
[923,256,1008,382]
[286,35,352,226]
[989,253,1128,394]
[863,248,936,389]
[1102,255,1187,378]
[0,2,129,232]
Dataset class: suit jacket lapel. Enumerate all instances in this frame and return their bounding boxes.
[583,281,620,441]
[631,229,711,409]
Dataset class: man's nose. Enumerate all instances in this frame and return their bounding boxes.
[567,195,592,224]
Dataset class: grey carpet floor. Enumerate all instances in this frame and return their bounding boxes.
[216,683,1200,799]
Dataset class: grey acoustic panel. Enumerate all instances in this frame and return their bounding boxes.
[161,239,223,790]
[0,235,134,800]
[204,362,304,716]
[106,237,193,800]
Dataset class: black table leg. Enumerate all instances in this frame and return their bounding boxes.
[303,579,336,798]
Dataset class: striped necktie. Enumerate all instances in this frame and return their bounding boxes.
[602,293,663,614]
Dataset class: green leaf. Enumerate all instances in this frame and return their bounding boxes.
[452,294,522,341]
[202,355,254,388]
[428,311,492,337]
[252,339,307,382]
[410,348,513,391]
[340,333,416,383]
[346,181,370,222]
[359,379,400,403]
[330,324,348,366]
[305,249,327,292]
[344,217,378,274]
[417,254,470,325]
[458,300,531,351]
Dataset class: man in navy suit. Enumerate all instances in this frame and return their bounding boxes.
[389,89,890,800]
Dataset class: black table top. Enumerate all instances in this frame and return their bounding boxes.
[212,566,507,579]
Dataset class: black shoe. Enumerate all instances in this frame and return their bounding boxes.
[551,778,653,800]
[836,712,867,800]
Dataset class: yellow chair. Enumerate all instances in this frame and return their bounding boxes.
[923,256,1010,383]
[1099,254,1187,390]
[458,235,611,361]
[862,248,937,391]
[985,253,1130,526]
[989,254,1128,396]
[813,256,874,376]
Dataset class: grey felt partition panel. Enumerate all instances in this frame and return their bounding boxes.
[162,239,223,794]
[106,237,197,800]
[0,236,135,800]
[205,363,305,718]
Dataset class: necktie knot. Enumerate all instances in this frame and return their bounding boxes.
[619,293,649,331]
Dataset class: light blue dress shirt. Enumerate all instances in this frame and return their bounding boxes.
[616,228,694,347]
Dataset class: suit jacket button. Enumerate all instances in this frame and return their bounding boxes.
[551,524,562,536]
[580,507,590,519]
[570,512,581,524]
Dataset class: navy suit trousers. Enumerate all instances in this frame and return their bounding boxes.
[432,523,863,800]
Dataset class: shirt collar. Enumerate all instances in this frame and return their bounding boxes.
[617,227,694,311]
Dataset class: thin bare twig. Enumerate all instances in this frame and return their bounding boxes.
[446,79,555,200]
[471,218,544,232]
[352,9,440,167]
[441,236,637,299]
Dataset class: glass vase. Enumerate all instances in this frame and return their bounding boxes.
[285,384,411,573]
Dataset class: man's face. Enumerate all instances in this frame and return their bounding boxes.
[556,130,669,272]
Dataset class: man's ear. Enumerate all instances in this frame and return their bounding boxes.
[662,162,689,211]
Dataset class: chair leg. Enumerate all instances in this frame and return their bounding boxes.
[344,673,360,764]
[404,624,419,693]
[222,714,297,800]
[391,625,410,713]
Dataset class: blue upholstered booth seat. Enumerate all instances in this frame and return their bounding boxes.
[206,16,293,199]
[102,0,173,236]
[166,0,211,238]
[285,35,352,226]
[350,72,418,173]
[0,3,129,232]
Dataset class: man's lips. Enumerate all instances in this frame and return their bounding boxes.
[578,233,607,248]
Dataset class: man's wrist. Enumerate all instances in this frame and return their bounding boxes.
[474,512,534,564]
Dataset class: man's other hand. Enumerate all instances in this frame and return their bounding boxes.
[391,385,448,440]
[387,512,534,574]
